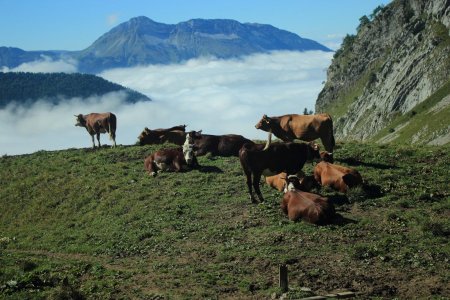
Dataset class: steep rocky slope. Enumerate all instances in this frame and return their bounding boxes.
[315,0,449,145]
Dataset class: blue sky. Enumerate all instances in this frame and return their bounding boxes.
[1,0,391,51]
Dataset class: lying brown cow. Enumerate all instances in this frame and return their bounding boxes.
[75,112,117,148]
[191,131,254,157]
[266,171,308,192]
[313,162,362,193]
[281,175,335,225]
[138,125,186,145]
[239,142,320,203]
[255,113,335,154]
[144,134,198,176]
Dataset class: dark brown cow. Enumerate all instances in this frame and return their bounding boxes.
[144,134,198,176]
[75,112,117,148]
[313,162,363,193]
[255,113,335,154]
[192,132,254,157]
[281,175,335,225]
[239,142,321,203]
[138,125,187,145]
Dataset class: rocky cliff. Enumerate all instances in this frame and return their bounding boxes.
[315,0,450,145]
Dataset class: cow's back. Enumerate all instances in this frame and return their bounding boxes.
[218,134,254,156]
[287,114,332,141]
[282,190,334,224]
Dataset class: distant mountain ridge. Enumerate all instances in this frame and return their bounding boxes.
[0,72,150,108]
[0,17,331,73]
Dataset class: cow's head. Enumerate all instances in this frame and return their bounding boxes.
[320,151,334,163]
[283,175,302,192]
[306,142,321,163]
[183,134,196,166]
[186,130,202,144]
[74,114,85,127]
[138,128,160,145]
[283,174,317,193]
[255,114,272,131]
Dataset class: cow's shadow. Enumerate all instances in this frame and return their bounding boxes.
[336,157,398,170]
[196,165,223,173]
[329,213,358,226]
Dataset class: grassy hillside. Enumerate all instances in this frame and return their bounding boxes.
[1,142,449,299]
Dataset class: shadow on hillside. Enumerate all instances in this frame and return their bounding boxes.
[336,157,398,170]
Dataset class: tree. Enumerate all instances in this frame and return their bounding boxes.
[357,15,370,31]
[303,108,309,115]
[370,5,385,20]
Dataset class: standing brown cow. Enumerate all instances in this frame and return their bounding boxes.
[75,112,117,148]
[255,113,335,154]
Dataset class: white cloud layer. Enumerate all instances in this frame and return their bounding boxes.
[1,51,333,155]
[1,55,78,73]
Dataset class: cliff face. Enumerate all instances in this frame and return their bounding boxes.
[315,0,450,145]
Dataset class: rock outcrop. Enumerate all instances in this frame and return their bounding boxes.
[315,0,449,145]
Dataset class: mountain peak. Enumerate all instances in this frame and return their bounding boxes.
[0,17,331,73]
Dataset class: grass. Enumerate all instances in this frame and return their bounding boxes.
[1,142,449,299]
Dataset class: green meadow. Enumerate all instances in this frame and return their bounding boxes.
[1,142,449,299]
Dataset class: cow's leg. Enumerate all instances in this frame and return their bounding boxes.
[243,170,257,203]
[96,133,101,148]
[253,173,265,202]
[91,135,96,148]
[320,136,334,154]
[147,159,158,177]
[173,160,183,172]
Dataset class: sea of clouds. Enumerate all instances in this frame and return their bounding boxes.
[0,51,333,155]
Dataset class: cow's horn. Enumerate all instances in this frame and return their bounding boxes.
[263,130,272,150]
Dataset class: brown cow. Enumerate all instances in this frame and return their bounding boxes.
[138,125,186,145]
[313,162,362,193]
[281,175,335,225]
[144,134,198,176]
[191,132,254,157]
[75,112,117,148]
[239,142,321,203]
[255,113,335,154]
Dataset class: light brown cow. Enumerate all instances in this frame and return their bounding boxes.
[313,162,362,193]
[75,112,117,148]
[281,175,335,225]
[255,113,335,154]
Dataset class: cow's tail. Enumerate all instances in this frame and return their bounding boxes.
[330,119,336,150]
[108,113,117,146]
[326,113,335,150]
[263,130,272,150]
